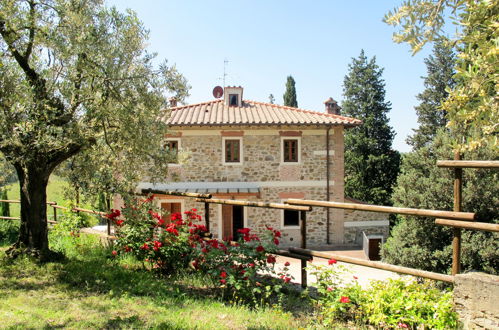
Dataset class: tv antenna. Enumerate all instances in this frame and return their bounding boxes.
[222,58,229,87]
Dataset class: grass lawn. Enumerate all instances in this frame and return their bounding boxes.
[0,235,314,329]
[4,175,71,218]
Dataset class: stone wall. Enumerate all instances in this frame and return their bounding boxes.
[343,209,390,245]
[454,272,499,329]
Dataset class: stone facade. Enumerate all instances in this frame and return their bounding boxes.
[147,126,389,247]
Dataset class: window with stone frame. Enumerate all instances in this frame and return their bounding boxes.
[283,209,300,227]
[165,140,179,163]
[283,138,299,162]
[224,139,241,163]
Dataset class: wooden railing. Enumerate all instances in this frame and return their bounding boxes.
[2,158,496,287]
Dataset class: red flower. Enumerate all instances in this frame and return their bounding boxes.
[140,243,150,250]
[327,286,333,292]
[201,248,208,253]
[237,228,251,235]
[266,255,276,263]
[274,230,281,238]
[219,279,226,285]
[353,276,358,280]
[340,296,350,303]
[191,208,197,212]
[284,277,291,283]
[284,261,290,267]
[248,263,255,268]
[112,250,118,256]
[273,238,279,245]
[220,271,227,278]
[153,240,162,251]
[115,219,124,226]
[124,246,132,252]
[256,245,265,253]
[397,323,408,328]
[328,258,337,265]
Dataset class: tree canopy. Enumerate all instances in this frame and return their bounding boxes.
[0,0,188,258]
[341,50,400,206]
[407,40,456,149]
[384,0,498,151]
[283,75,298,107]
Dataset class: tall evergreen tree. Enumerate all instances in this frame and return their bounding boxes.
[283,76,298,107]
[407,41,456,149]
[341,50,400,206]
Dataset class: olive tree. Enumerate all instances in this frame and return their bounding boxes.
[0,0,188,259]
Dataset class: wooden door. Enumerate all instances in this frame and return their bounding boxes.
[368,238,382,261]
[161,202,181,222]
[222,204,233,240]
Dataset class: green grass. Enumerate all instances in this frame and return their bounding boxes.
[0,234,312,329]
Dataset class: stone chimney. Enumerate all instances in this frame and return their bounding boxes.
[324,97,341,115]
[224,86,243,107]
[169,97,178,108]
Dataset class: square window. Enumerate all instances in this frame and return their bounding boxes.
[283,209,300,227]
[225,139,240,163]
[283,139,298,162]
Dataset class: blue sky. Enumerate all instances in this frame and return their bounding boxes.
[106,0,437,152]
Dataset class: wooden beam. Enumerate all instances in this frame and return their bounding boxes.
[195,198,311,211]
[289,247,454,283]
[141,189,212,199]
[436,219,499,232]
[437,160,499,168]
[0,216,20,220]
[72,207,107,216]
[285,199,475,221]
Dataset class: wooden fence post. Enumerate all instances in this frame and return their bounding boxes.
[53,203,57,222]
[205,202,210,232]
[452,152,463,275]
[300,211,307,249]
[301,259,307,288]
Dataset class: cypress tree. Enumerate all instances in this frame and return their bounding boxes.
[283,76,298,107]
[341,50,400,206]
[407,41,456,149]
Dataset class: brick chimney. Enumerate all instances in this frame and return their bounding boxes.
[169,97,177,108]
[324,97,341,115]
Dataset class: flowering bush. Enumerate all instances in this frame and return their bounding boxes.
[308,261,458,328]
[109,196,292,306]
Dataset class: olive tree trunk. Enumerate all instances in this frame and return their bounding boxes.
[7,163,52,259]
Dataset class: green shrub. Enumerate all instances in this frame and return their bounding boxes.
[111,195,293,307]
[0,219,18,246]
[309,262,458,328]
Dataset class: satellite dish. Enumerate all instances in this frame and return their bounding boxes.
[213,86,223,99]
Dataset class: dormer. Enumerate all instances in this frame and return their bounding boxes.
[324,97,341,115]
[224,86,243,107]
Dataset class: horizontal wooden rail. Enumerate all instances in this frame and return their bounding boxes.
[436,219,499,232]
[437,160,499,168]
[195,198,312,211]
[0,200,57,205]
[290,247,454,283]
[142,188,212,199]
[72,207,107,216]
[285,199,475,221]
[275,249,312,261]
[0,216,19,220]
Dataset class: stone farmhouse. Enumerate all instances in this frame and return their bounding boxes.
[137,86,389,250]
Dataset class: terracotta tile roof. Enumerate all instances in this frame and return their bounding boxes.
[162,99,362,127]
